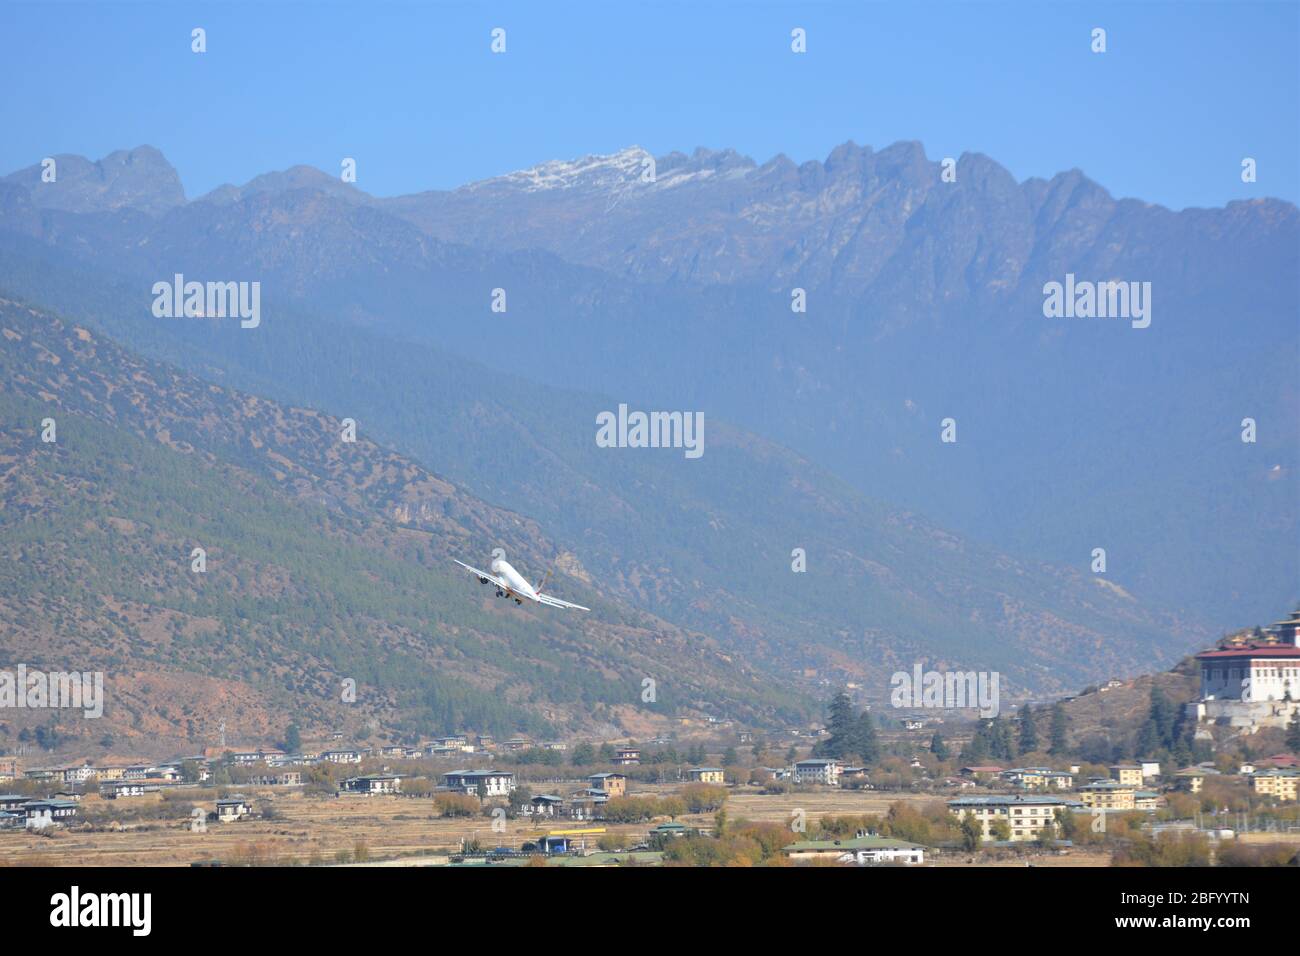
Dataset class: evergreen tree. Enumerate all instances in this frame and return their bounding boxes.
[1148,687,1176,749]
[930,732,949,761]
[1018,704,1038,754]
[1287,710,1300,755]
[851,711,880,765]
[976,716,1018,762]
[962,720,994,762]
[1135,720,1160,759]
[1049,702,1069,756]
[819,691,857,759]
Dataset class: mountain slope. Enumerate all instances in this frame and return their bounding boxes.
[1,142,1292,630]
[0,244,1210,703]
[0,296,805,755]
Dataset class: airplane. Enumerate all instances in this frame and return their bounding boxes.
[453,557,590,611]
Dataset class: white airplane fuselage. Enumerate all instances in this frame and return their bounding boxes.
[492,558,538,601]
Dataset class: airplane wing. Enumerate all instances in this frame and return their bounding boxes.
[453,559,510,591]
[535,593,590,612]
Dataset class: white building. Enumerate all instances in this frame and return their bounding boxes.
[441,770,515,797]
[947,794,1084,842]
[1188,638,1300,731]
[783,834,926,865]
[321,749,363,764]
[793,759,842,786]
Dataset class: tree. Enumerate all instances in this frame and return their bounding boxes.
[960,724,990,763]
[508,785,532,815]
[1049,702,1069,756]
[820,691,857,760]
[959,812,982,851]
[930,732,949,761]
[818,691,878,764]
[1135,720,1161,760]
[1056,808,1080,842]
[282,723,302,754]
[1018,704,1038,753]
[1146,687,1176,751]
[571,742,596,766]
[964,718,1016,762]
[850,711,880,764]
[1287,710,1300,755]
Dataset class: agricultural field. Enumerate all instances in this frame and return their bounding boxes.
[0,783,1117,867]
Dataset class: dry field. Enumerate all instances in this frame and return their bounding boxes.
[718,788,939,824]
[0,788,646,867]
[0,785,1114,867]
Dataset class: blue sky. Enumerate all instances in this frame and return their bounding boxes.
[1,1,1296,209]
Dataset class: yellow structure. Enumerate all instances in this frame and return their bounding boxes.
[1250,770,1299,801]
[1079,782,1136,810]
[1109,765,1143,787]
[688,767,725,784]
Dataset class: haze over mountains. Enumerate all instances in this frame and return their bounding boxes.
[0,141,1295,745]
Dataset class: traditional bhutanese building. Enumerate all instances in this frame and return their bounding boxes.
[1186,612,1300,731]
[1194,644,1300,703]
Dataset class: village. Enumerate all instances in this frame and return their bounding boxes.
[1,612,1298,867]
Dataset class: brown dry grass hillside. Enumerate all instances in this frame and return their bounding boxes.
[1058,658,1200,747]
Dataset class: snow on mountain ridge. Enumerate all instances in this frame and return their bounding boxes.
[461,146,655,194]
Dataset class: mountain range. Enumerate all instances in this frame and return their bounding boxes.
[0,141,1294,750]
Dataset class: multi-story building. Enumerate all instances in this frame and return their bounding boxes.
[321,749,362,764]
[1250,769,1299,801]
[1079,781,1137,810]
[793,759,842,787]
[1002,767,1074,790]
[22,799,79,829]
[216,796,252,821]
[947,794,1084,842]
[688,767,726,784]
[1188,621,1300,730]
[441,770,516,797]
[248,772,303,787]
[588,772,627,798]
[341,774,401,795]
[782,834,927,865]
[1110,765,1144,787]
